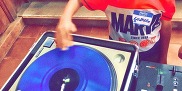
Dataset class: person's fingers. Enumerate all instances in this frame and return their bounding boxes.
[55,21,77,50]
[55,25,64,48]
[61,23,77,48]
[55,30,73,49]
[56,30,68,49]
[67,24,77,46]
[61,32,72,50]
[71,23,77,32]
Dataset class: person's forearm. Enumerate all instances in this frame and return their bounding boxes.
[159,20,172,64]
[61,0,82,22]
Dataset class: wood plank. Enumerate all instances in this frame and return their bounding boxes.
[0,17,25,62]
[0,0,27,21]
[0,0,14,22]
[0,6,10,35]
[18,1,106,20]
[22,18,108,27]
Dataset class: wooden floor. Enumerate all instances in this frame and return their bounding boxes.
[0,24,182,89]
[0,25,54,88]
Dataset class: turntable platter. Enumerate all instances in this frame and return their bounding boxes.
[16,45,116,91]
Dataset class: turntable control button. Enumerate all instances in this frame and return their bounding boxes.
[174,78,178,81]
[173,81,178,87]
[43,38,54,48]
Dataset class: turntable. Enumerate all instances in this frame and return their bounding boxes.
[1,32,138,91]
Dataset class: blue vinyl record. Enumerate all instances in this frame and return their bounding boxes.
[17,45,115,91]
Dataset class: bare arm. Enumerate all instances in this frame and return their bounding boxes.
[56,0,82,49]
[159,20,172,64]
[178,46,182,59]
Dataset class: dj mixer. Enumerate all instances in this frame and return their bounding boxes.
[136,61,182,91]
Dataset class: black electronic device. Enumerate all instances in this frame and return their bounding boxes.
[136,61,182,91]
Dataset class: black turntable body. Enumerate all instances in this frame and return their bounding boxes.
[1,32,138,91]
[1,32,182,91]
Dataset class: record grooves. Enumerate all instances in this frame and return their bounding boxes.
[16,45,116,91]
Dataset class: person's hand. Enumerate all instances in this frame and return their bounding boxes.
[178,45,182,59]
[55,20,77,50]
